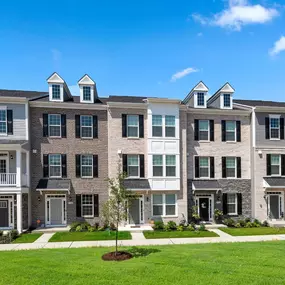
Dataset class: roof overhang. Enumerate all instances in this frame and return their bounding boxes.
[145,98,181,104]
[107,102,147,109]
[30,101,107,110]
[37,188,70,195]
[187,107,251,116]
[263,177,285,189]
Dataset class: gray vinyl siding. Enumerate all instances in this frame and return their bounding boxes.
[0,103,27,140]
[255,112,285,147]
[208,97,220,108]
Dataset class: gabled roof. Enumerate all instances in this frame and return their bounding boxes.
[234,99,285,108]
[207,82,235,104]
[182,81,209,104]
[0,89,48,99]
[46,72,65,84]
[263,177,285,188]
[78,74,95,85]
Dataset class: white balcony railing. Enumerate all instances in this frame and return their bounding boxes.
[0,173,28,186]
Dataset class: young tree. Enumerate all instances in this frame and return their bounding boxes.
[101,171,137,255]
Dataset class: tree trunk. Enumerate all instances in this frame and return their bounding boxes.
[115,221,118,256]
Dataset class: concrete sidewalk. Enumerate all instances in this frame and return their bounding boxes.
[1,229,285,251]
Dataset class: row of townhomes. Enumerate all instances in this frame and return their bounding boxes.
[0,73,284,232]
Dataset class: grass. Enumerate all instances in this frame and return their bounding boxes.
[12,233,43,244]
[49,231,132,242]
[143,230,218,239]
[1,242,285,284]
[220,227,285,236]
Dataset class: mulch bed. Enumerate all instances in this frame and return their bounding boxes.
[102,251,133,261]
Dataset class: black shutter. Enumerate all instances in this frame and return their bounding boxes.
[222,157,227,178]
[122,114,127,137]
[266,154,271,176]
[139,154,145,178]
[7,110,13,135]
[61,154,67,178]
[43,154,49,178]
[194,120,199,141]
[139,115,144,138]
[221,120,226,142]
[236,121,241,142]
[75,154,81,177]
[223,194,228,215]
[210,120,214,141]
[122,154,128,174]
[94,194,99,217]
[43,114,49,137]
[282,155,285,176]
[236,157,241,178]
[75,115,81,138]
[237,193,242,215]
[210,157,215,178]
[93,155,98,178]
[194,156,199,178]
[265,117,270,139]
[76,195,82,217]
[93,116,98,138]
[281,118,285,140]
[61,114,66,138]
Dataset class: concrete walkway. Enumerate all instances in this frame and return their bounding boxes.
[2,231,285,251]
[34,233,55,243]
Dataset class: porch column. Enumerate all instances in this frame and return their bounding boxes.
[17,193,23,233]
[16,150,22,187]
[26,151,30,187]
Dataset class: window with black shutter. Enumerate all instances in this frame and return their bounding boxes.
[75,154,81,177]
[139,115,144,138]
[7,110,13,135]
[265,117,270,139]
[122,114,127,137]
[210,120,214,141]
[61,154,67,178]
[237,193,242,215]
[281,118,285,140]
[221,120,226,142]
[237,157,241,178]
[210,157,215,178]
[122,154,128,174]
[94,194,99,217]
[194,119,199,141]
[236,121,241,142]
[222,157,226,178]
[76,195,82,217]
[266,154,271,176]
[75,115,81,138]
[223,193,228,215]
[139,154,145,178]
[93,155,98,178]
[93,116,98,138]
[43,114,49,137]
[194,156,200,178]
[61,114,66,138]
[43,154,49,177]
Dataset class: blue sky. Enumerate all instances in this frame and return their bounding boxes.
[0,0,285,101]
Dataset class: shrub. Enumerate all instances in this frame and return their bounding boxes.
[167,221,177,230]
[0,231,3,237]
[75,225,82,232]
[98,226,105,231]
[223,218,235,227]
[245,222,253,228]
[254,219,261,226]
[9,230,19,240]
[245,217,251,223]
[109,223,117,231]
[70,222,82,232]
[262,220,269,227]
[88,226,97,232]
[199,224,206,231]
[237,219,246,227]
[235,223,241,228]
[187,225,195,231]
[164,224,171,231]
[253,223,261,228]
[177,225,184,232]
[153,221,164,230]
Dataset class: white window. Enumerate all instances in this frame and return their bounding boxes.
[83,86,91,102]
[153,155,163,177]
[80,115,93,138]
[199,120,209,141]
[81,155,93,178]
[225,121,236,141]
[127,115,139,138]
[48,114,61,137]
[49,154,61,178]
[270,117,280,139]
[226,157,236,178]
[152,194,177,217]
[0,110,7,134]
[152,115,162,137]
[271,154,281,176]
[197,93,205,106]
[166,155,176,177]
[165,115,175,137]
[52,85,61,100]
[127,155,139,177]
[81,194,94,217]
[223,94,231,108]
[199,157,209,178]
[227,193,237,215]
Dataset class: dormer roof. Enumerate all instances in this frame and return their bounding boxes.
[182,81,209,104]
[47,72,65,84]
[78,74,95,85]
[207,82,235,105]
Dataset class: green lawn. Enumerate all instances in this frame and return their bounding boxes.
[12,233,43,244]
[220,227,285,236]
[1,242,285,284]
[143,230,219,239]
[49,231,132,242]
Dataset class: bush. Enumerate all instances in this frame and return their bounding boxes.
[98,226,105,231]
[153,221,164,230]
[177,225,184,232]
[0,231,3,237]
[199,224,206,231]
[70,222,91,232]
[164,224,171,231]
[9,230,19,240]
[253,222,261,228]
[245,222,253,228]
[262,220,269,227]
[187,225,195,231]
[237,219,246,227]
[167,221,177,230]
[235,223,241,228]
[223,218,235,227]
[254,219,261,226]
[70,222,82,232]
[245,217,251,223]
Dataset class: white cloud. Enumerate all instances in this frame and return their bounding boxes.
[269,36,285,56]
[171,67,199,82]
[192,0,279,31]
[68,85,80,96]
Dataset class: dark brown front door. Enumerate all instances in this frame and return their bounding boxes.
[0,200,9,227]
[199,198,209,221]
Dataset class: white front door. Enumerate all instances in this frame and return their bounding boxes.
[45,195,66,226]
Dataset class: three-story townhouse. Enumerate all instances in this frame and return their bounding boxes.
[0,89,46,232]
[184,82,252,222]
[29,73,108,227]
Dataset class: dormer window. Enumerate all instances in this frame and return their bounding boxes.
[83,86,91,102]
[197,93,205,107]
[52,85,61,100]
[223,94,231,108]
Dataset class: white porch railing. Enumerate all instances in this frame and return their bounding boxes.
[0,173,28,186]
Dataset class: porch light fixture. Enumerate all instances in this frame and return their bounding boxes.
[69,196,72,202]
[38,196,41,202]
[10,155,13,160]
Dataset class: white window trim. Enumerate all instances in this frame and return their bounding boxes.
[152,154,164,177]
[81,194,94,218]
[195,92,206,108]
[227,193,238,216]
[82,86,92,103]
[49,154,62,178]
[165,115,176,138]
[198,157,210,179]
[152,115,163,137]
[271,154,281,177]
[127,115,139,138]
[222,94,232,109]
[165,155,176,177]
[152,194,177,217]
[199,120,210,142]
[80,115,93,139]
[50,84,63,102]
[0,108,7,136]
[80,85,94,103]
[226,157,237,178]
[48,114,61,138]
[127,154,140,178]
[81,155,93,178]
[269,115,281,140]
[225,121,236,142]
